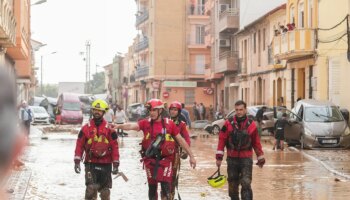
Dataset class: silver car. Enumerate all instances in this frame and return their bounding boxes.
[279,100,350,149]
[205,105,274,135]
[29,106,50,125]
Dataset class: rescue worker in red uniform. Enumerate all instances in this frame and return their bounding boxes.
[114,99,196,200]
[168,101,191,199]
[74,99,120,200]
[216,100,265,200]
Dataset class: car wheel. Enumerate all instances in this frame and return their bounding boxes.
[286,139,296,147]
[212,125,220,135]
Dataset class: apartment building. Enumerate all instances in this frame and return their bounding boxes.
[0,0,33,102]
[205,0,240,112]
[272,0,317,108]
[236,4,286,107]
[131,0,214,112]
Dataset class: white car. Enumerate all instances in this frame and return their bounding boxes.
[205,105,275,135]
[29,106,50,125]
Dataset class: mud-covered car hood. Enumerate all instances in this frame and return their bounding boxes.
[305,121,347,137]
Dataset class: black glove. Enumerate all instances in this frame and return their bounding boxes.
[74,159,81,174]
[256,157,265,168]
[112,161,119,175]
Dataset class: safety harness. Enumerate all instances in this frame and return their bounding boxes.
[227,117,253,155]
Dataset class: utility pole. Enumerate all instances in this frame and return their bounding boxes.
[85,40,91,93]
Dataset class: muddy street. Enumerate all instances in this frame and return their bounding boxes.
[6,125,350,200]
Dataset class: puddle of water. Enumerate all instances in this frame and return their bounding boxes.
[22,129,350,200]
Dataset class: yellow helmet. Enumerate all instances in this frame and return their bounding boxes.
[207,169,227,188]
[91,99,109,112]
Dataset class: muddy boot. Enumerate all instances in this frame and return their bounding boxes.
[99,188,110,200]
[148,184,158,200]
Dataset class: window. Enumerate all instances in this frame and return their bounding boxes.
[185,89,195,105]
[195,55,205,74]
[290,5,295,24]
[308,0,313,28]
[195,25,205,44]
[253,32,256,54]
[263,28,266,51]
[298,1,304,28]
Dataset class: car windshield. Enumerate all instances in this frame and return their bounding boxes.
[32,107,47,114]
[304,106,344,122]
[63,102,81,111]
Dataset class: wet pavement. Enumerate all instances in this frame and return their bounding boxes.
[4,125,350,199]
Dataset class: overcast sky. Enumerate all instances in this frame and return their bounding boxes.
[31,0,285,84]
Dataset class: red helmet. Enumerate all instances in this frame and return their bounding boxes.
[146,99,164,110]
[169,101,182,110]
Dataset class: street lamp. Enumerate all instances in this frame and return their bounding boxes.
[41,51,56,96]
[31,0,47,6]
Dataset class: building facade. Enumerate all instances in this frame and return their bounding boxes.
[205,0,240,113]
[237,4,287,107]
[0,0,33,103]
[273,0,317,109]
[132,0,214,117]
[317,0,350,112]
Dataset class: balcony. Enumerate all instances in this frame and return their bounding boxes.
[135,10,149,27]
[204,0,214,15]
[273,29,316,60]
[135,65,149,79]
[187,36,206,49]
[185,64,206,79]
[218,8,239,33]
[188,4,209,20]
[205,67,223,80]
[215,51,239,73]
[0,0,16,47]
[135,38,149,52]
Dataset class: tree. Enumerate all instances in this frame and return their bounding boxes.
[35,84,59,97]
[87,72,105,94]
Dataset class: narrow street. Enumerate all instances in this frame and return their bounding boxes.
[4,124,350,200]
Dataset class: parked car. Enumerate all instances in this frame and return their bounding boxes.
[126,103,148,121]
[57,93,84,125]
[205,105,274,135]
[29,106,50,125]
[277,99,350,149]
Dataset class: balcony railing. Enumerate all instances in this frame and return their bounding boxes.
[135,10,149,26]
[135,65,149,79]
[135,38,149,52]
[215,51,238,73]
[273,29,316,60]
[188,5,205,16]
[218,8,239,33]
[0,0,16,47]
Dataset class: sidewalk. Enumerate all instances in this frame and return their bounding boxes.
[3,126,42,200]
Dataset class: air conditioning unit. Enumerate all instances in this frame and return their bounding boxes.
[219,39,230,47]
[220,4,230,13]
